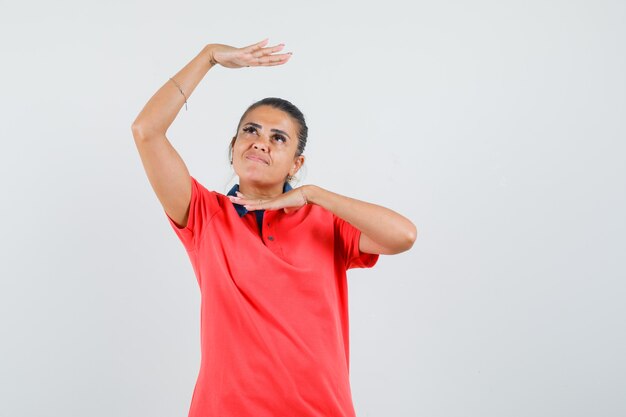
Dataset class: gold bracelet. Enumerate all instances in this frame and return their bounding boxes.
[169,77,188,111]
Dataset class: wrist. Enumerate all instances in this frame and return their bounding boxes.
[302,185,321,206]
[202,44,218,66]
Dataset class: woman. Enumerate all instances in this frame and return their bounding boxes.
[131,38,417,417]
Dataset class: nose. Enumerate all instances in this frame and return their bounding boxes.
[252,136,269,152]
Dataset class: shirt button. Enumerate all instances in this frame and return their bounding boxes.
[268,236,274,241]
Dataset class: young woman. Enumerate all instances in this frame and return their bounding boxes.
[131,38,417,417]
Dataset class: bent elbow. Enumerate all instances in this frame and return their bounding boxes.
[131,122,153,141]
[131,122,146,140]
[407,223,417,245]
[400,224,418,253]
[386,225,418,255]
[408,224,418,244]
[131,121,163,141]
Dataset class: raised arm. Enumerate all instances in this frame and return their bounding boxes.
[131,39,291,228]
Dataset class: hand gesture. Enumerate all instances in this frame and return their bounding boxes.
[228,188,308,214]
[209,38,292,69]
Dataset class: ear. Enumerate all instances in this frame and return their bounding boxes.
[229,136,237,164]
[290,155,305,176]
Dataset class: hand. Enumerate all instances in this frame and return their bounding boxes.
[228,187,308,214]
[207,38,292,69]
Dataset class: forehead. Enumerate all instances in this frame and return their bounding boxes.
[241,106,297,135]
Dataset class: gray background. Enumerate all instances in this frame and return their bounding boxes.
[1,0,625,416]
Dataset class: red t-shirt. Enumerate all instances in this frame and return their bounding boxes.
[165,176,379,417]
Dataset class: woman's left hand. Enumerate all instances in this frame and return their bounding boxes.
[228,187,309,214]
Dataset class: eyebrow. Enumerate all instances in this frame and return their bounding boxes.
[243,122,291,140]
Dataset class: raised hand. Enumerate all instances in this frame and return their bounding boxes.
[228,188,308,214]
[208,38,292,69]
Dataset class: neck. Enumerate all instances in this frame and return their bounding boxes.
[238,180,285,200]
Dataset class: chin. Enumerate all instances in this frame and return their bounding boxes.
[238,173,283,187]
[235,164,285,186]
[237,170,268,184]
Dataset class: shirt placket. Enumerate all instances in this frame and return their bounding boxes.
[262,210,283,257]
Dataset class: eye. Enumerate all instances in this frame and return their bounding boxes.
[243,126,286,143]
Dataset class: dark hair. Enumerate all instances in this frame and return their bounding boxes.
[229,97,308,163]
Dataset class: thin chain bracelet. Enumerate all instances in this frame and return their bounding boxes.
[169,77,188,111]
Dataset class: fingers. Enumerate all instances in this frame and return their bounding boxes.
[244,38,269,50]
[228,190,302,212]
[256,53,292,66]
[229,193,265,210]
[251,43,285,57]
[264,55,292,66]
[245,41,292,66]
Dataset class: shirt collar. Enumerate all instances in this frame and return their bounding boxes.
[227,182,293,217]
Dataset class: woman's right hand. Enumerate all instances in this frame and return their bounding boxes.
[207,39,292,69]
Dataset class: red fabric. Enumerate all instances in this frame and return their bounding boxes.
[164,175,379,417]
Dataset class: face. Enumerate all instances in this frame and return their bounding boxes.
[231,105,304,187]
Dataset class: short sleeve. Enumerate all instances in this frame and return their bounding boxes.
[333,214,379,270]
[164,175,221,252]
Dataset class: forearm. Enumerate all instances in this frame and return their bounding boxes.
[304,185,417,252]
[131,44,217,138]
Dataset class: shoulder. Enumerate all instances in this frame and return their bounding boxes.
[191,176,229,202]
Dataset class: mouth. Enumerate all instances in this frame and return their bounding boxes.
[245,155,269,165]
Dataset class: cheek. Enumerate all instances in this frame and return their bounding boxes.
[233,141,247,154]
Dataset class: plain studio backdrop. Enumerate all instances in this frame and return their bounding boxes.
[1,0,624,416]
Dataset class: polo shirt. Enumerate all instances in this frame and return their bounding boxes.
[164,175,379,417]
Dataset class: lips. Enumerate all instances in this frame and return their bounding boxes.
[245,153,269,164]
